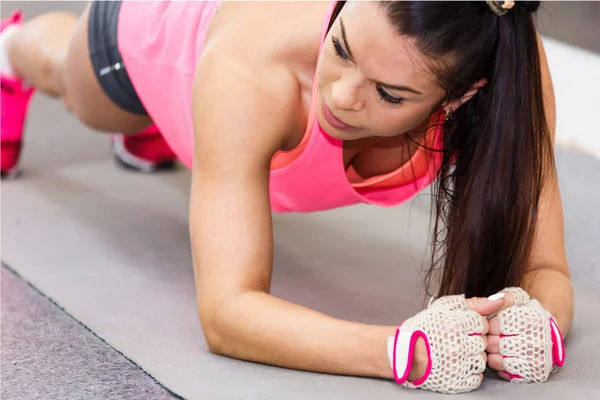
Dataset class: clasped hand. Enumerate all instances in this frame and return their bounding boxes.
[387,287,565,394]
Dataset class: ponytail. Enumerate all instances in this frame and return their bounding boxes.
[429,4,555,297]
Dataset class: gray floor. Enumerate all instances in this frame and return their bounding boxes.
[1,265,179,400]
[2,2,600,400]
[1,3,182,398]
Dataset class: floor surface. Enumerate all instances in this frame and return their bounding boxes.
[2,2,600,399]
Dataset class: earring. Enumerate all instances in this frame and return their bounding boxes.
[444,109,453,122]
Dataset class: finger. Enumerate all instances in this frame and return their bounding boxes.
[464,374,484,392]
[479,315,490,335]
[485,292,515,320]
[500,287,530,307]
[466,335,486,356]
[498,371,511,381]
[486,335,500,353]
[488,317,501,336]
[470,354,487,375]
[490,291,515,311]
[487,353,505,371]
[465,295,506,317]
[503,358,529,383]
[461,310,488,337]
[481,351,488,363]
[499,335,531,358]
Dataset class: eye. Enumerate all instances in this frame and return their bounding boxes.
[376,85,404,105]
[332,37,350,61]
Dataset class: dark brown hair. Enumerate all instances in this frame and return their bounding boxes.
[331,1,555,297]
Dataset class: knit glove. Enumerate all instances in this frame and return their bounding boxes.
[387,294,487,394]
[492,287,565,383]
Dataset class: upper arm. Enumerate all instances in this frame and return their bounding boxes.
[525,34,569,278]
[189,48,300,327]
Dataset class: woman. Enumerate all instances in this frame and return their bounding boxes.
[1,0,573,393]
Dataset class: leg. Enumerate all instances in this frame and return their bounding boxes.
[1,6,176,177]
[6,5,153,133]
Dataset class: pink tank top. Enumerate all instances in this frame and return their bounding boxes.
[118,1,444,213]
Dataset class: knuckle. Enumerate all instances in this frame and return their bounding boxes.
[481,317,490,330]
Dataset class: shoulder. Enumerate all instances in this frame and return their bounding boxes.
[205,2,330,72]
[191,2,331,156]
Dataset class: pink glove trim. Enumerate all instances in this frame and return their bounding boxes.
[499,333,518,339]
[392,327,432,386]
[502,370,523,381]
[549,317,565,367]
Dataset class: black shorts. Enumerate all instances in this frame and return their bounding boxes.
[88,0,147,115]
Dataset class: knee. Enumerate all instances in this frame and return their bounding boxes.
[40,61,63,97]
[69,101,102,131]
[62,84,102,130]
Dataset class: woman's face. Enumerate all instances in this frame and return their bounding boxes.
[317,1,447,141]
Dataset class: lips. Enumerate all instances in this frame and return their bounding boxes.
[321,101,355,130]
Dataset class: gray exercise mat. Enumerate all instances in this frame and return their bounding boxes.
[2,144,599,399]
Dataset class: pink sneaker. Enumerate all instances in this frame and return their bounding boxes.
[111,125,178,173]
[1,11,34,179]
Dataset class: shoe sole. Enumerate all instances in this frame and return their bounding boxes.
[111,136,177,173]
[0,167,21,180]
[113,154,177,173]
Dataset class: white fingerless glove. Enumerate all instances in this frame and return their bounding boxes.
[495,287,565,383]
[387,295,487,394]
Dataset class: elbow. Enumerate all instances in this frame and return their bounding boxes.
[198,307,228,355]
[197,296,243,356]
[203,323,224,355]
[206,333,227,356]
[197,290,264,356]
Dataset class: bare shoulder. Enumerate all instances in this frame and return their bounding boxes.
[193,1,331,155]
[206,1,330,65]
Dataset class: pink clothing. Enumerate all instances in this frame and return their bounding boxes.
[1,11,35,177]
[118,1,444,213]
[118,1,218,169]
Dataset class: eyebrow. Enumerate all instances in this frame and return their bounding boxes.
[340,18,355,60]
[340,18,423,96]
[378,82,423,96]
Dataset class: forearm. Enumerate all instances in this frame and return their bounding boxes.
[522,266,574,338]
[207,291,397,379]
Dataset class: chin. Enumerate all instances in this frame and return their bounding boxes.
[317,113,365,141]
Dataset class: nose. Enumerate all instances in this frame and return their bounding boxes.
[331,73,364,112]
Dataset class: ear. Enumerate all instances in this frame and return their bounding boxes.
[442,78,488,113]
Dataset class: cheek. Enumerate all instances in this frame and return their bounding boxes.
[316,47,339,90]
[369,105,437,137]
[316,62,327,90]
